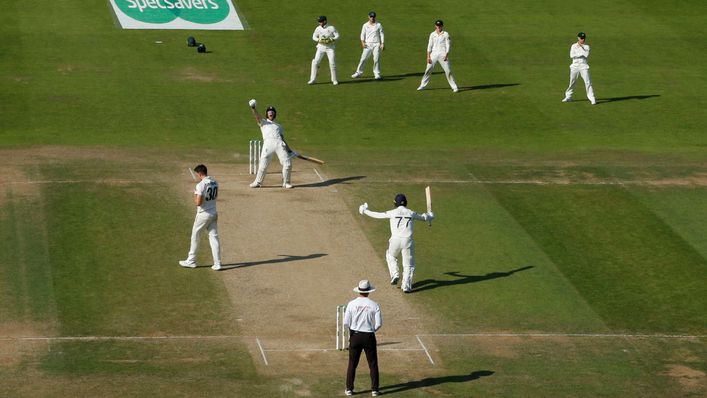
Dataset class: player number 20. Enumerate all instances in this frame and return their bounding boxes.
[395,217,412,228]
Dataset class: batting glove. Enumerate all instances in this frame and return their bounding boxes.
[248,99,257,108]
[359,203,368,215]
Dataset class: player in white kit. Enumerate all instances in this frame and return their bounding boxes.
[249,101,293,189]
[351,11,385,80]
[417,20,459,93]
[562,32,596,105]
[179,164,222,271]
[358,194,434,293]
[309,15,339,85]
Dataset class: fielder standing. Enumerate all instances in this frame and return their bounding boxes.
[562,32,597,105]
[359,194,434,293]
[344,280,382,397]
[417,19,459,93]
[309,15,339,85]
[248,100,293,189]
[179,164,222,271]
[351,11,385,80]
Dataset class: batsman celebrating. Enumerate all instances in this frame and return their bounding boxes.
[248,99,293,189]
[359,193,434,293]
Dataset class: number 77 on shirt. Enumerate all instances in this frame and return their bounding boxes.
[425,186,432,226]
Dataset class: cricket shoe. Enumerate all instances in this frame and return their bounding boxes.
[333,81,339,85]
[591,99,597,105]
[416,86,425,91]
[179,260,197,268]
[402,289,411,293]
[372,391,381,397]
[374,75,382,80]
[249,182,261,188]
[351,72,362,78]
[561,97,572,102]
[283,183,293,189]
[307,79,315,85]
[390,276,399,285]
[211,264,222,271]
[453,88,459,93]
[345,390,353,396]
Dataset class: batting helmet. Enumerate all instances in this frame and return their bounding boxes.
[197,43,206,53]
[394,194,407,207]
[187,36,197,47]
[318,15,327,23]
[266,106,277,118]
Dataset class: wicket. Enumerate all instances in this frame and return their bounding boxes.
[249,139,262,174]
[336,304,348,350]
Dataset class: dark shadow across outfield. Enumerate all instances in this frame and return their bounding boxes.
[598,94,660,103]
[217,253,328,270]
[379,370,495,394]
[297,175,366,188]
[412,266,534,293]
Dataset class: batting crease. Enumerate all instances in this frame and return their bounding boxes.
[255,337,269,366]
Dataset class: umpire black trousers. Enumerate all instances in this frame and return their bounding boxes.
[346,330,379,392]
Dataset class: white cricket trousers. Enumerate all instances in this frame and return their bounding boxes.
[187,211,221,265]
[385,237,415,292]
[354,43,381,77]
[419,52,458,90]
[564,66,595,103]
[253,138,292,185]
[310,46,337,83]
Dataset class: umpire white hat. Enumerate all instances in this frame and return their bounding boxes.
[353,280,376,293]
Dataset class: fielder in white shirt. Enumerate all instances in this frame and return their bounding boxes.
[179,164,222,271]
[562,32,596,105]
[248,102,293,189]
[309,15,339,85]
[417,19,459,93]
[351,11,385,80]
[359,194,434,293]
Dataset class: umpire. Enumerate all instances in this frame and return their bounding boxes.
[344,280,383,397]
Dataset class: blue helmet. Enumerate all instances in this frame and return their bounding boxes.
[394,194,407,207]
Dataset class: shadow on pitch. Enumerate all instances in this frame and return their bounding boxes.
[380,370,494,394]
[412,266,534,293]
[297,175,366,188]
[219,253,328,270]
[597,94,660,104]
[338,77,404,84]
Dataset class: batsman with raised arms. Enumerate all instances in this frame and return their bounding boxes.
[248,99,293,189]
[359,193,434,293]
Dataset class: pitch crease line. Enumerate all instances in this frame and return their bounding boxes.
[314,168,325,182]
[419,333,706,339]
[256,337,269,366]
[416,335,435,365]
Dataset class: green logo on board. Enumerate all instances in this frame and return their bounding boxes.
[115,0,230,24]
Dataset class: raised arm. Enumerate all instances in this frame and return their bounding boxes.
[358,203,389,219]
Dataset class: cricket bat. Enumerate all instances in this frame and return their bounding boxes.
[425,186,432,226]
[296,153,325,165]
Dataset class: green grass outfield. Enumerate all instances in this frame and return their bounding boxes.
[1,0,706,396]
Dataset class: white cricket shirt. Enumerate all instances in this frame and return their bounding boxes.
[312,25,340,48]
[360,22,384,43]
[195,176,218,214]
[363,206,432,238]
[427,30,451,54]
[570,43,590,67]
[344,296,382,333]
[259,118,283,141]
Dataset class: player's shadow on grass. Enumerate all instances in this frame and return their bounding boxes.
[297,175,365,188]
[457,83,520,92]
[219,253,327,270]
[598,94,660,104]
[338,77,404,84]
[412,266,534,293]
[380,370,494,394]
